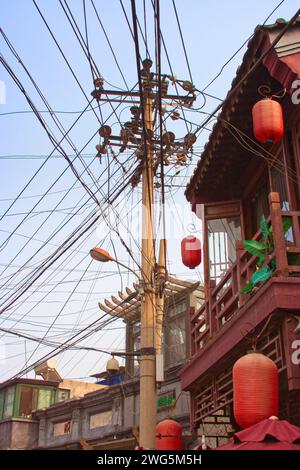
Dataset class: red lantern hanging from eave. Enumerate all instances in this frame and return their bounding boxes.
[233,352,279,429]
[155,419,183,450]
[252,98,284,143]
[181,236,201,269]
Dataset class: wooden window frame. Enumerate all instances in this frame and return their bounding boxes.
[203,200,244,290]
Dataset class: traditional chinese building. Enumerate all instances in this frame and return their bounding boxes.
[181,18,300,448]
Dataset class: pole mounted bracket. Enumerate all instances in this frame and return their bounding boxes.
[139,347,156,356]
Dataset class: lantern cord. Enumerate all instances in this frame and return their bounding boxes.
[223,120,299,185]
[182,111,299,186]
[239,321,258,348]
[253,314,274,351]
[257,85,286,100]
[239,315,275,352]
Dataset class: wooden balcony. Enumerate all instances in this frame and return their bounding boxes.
[181,193,300,392]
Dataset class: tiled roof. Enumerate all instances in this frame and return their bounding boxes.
[185,17,300,203]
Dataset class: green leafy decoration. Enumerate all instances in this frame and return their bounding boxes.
[241,280,254,294]
[257,256,266,267]
[240,213,295,295]
[252,266,273,285]
[243,240,266,262]
[260,214,269,241]
[282,216,292,234]
[270,259,277,271]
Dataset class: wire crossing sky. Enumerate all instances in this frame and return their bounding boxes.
[0,0,297,382]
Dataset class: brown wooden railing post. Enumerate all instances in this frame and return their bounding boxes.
[189,302,196,358]
[208,279,217,336]
[236,240,244,306]
[269,192,289,276]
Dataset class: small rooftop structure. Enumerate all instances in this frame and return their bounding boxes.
[34,359,62,383]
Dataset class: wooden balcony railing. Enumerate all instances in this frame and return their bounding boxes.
[190,192,300,357]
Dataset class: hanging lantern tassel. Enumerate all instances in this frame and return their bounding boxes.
[181,236,201,269]
[233,352,279,429]
[252,98,284,143]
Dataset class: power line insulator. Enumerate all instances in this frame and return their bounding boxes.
[99,125,112,139]
[184,132,197,149]
[91,89,101,101]
[176,153,187,165]
[182,80,194,92]
[96,144,107,155]
[142,58,153,74]
[161,79,169,97]
[94,77,104,89]
[162,132,175,146]
[170,111,180,121]
[130,106,140,118]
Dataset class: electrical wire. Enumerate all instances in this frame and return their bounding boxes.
[192,8,300,141]
[89,0,130,89]
[201,0,287,92]
[171,0,193,84]
[8,289,138,380]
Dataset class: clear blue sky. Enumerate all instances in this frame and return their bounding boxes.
[0,0,298,382]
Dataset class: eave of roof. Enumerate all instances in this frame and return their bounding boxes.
[0,377,59,391]
[185,18,300,206]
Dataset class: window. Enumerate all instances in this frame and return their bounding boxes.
[89,410,112,429]
[271,160,293,242]
[133,322,141,375]
[164,315,186,368]
[38,389,52,409]
[271,159,289,211]
[3,386,15,419]
[18,386,38,418]
[56,389,70,403]
[18,386,53,417]
[250,173,270,234]
[207,217,241,282]
[168,301,186,318]
[53,420,72,436]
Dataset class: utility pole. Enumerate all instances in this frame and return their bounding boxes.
[155,238,166,356]
[91,62,196,449]
[139,94,157,448]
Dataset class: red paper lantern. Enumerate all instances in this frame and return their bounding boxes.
[252,98,284,143]
[181,236,201,269]
[155,419,183,450]
[233,352,279,429]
